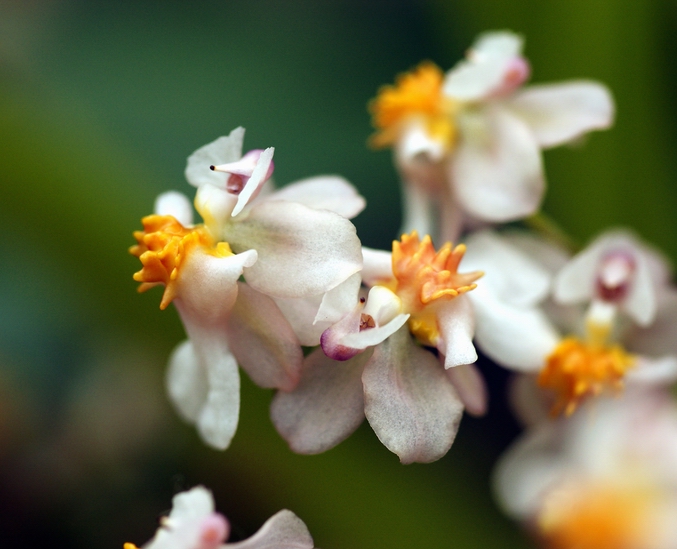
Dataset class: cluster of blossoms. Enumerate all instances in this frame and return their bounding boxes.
[129,31,676,549]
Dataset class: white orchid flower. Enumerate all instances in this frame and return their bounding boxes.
[124,486,315,549]
[494,390,677,549]
[272,231,483,464]
[369,31,614,241]
[483,229,677,417]
[131,127,364,450]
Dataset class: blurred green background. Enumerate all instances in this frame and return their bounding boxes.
[1,1,676,548]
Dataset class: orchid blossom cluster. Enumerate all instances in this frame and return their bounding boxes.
[129,30,677,549]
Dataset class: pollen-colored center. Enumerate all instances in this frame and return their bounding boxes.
[130,214,233,310]
[538,480,656,549]
[385,231,482,346]
[538,337,635,417]
[369,62,457,151]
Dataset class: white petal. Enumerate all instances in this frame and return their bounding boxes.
[625,289,677,356]
[195,339,240,451]
[436,295,478,368]
[231,147,275,217]
[194,183,238,233]
[275,294,326,347]
[443,32,525,101]
[452,106,544,222]
[395,120,446,163]
[314,272,362,325]
[470,288,559,372]
[228,201,362,298]
[363,326,464,464]
[185,127,245,188]
[166,340,209,423]
[399,178,438,240]
[445,362,487,417]
[166,327,240,451]
[463,229,551,307]
[226,510,314,549]
[266,175,366,219]
[270,348,369,455]
[506,81,614,148]
[226,283,303,392]
[361,247,393,287]
[154,191,194,226]
[176,249,257,328]
[626,355,677,385]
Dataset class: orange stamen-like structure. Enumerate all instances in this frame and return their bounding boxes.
[538,481,656,549]
[130,215,233,310]
[386,231,482,346]
[538,337,635,417]
[369,62,456,151]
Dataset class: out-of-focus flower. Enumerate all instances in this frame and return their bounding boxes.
[124,486,315,549]
[369,31,614,240]
[494,390,677,549]
[486,230,677,417]
[272,231,483,464]
[131,127,364,450]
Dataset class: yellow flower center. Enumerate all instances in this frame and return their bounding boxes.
[383,231,482,346]
[123,544,140,549]
[130,214,233,310]
[369,62,457,152]
[538,480,658,549]
[538,334,635,417]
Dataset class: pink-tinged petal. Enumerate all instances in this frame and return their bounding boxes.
[185,127,245,188]
[228,200,362,298]
[506,81,614,148]
[444,32,526,101]
[361,247,393,287]
[226,510,314,549]
[436,295,477,368]
[445,362,487,417]
[452,106,544,222]
[271,348,369,455]
[166,340,209,423]
[314,272,362,325]
[340,313,410,349]
[226,283,303,392]
[626,356,677,385]
[463,230,551,307]
[625,289,677,357]
[154,191,194,227]
[230,147,275,217]
[266,176,366,219]
[320,301,364,361]
[363,326,464,464]
[470,288,559,372]
[275,294,326,347]
[554,230,658,325]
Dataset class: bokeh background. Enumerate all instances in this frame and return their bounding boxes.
[1,1,676,547]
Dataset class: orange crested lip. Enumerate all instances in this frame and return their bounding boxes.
[368,62,457,151]
[389,231,482,311]
[538,336,635,417]
[130,214,232,310]
[384,231,482,347]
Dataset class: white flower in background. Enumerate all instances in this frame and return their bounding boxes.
[124,486,315,549]
[484,230,677,417]
[131,127,364,450]
[494,390,677,549]
[369,31,614,241]
[272,231,483,464]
